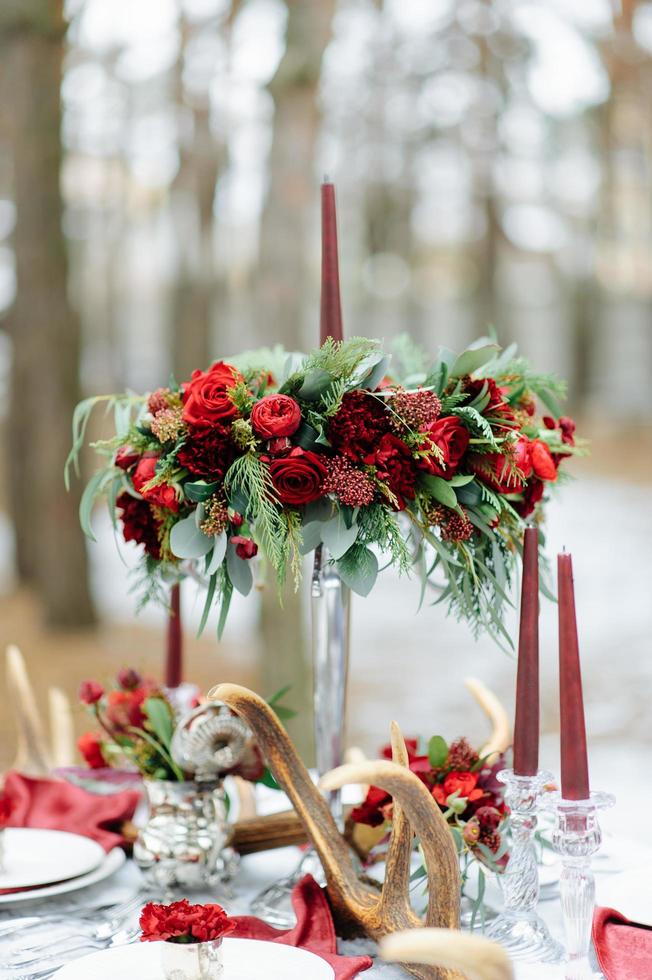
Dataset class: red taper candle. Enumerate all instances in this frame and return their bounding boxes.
[558,553,590,800]
[320,180,343,345]
[165,582,183,688]
[513,526,540,775]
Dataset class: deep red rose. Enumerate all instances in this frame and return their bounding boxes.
[79,680,104,705]
[117,667,142,691]
[530,439,557,482]
[176,424,237,480]
[182,361,242,429]
[328,390,391,461]
[117,492,162,560]
[513,478,545,518]
[420,417,470,478]
[230,535,258,560]
[464,377,515,422]
[77,731,106,769]
[371,433,417,511]
[432,771,484,806]
[268,447,327,505]
[0,793,14,826]
[251,394,301,439]
[132,455,179,512]
[350,785,393,827]
[140,899,234,944]
[115,446,140,470]
[105,687,148,730]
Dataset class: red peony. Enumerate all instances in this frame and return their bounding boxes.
[117,492,162,559]
[432,771,485,806]
[328,390,390,461]
[176,425,237,480]
[268,448,327,505]
[105,687,148,731]
[115,446,140,470]
[372,433,417,511]
[117,667,142,691]
[182,361,242,429]
[250,394,301,439]
[79,680,104,705]
[77,731,106,769]
[140,899,235,944]
[420,417,470,478]
[132,455,179,513]
[230,535,258,560]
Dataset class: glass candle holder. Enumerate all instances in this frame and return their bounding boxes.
[486,769,563,963]
[541,789,615,979]
[160,938,224,980]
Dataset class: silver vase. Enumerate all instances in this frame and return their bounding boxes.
[160,938,224,980]
[134,779,238,893]
[250,545,351,925]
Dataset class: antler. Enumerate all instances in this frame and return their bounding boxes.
[464,677,511,761]
[209,683,463,980]
[381,930,513,980]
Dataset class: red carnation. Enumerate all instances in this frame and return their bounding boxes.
[182,361,242,429]
[77,731,106,770]
[140,899,234,944]
[79,680,104,705]
[230,536,258,560]
[328,390,390,461]
[117,492,162,560]
[268,447,327,506]
[132,456,179,513]
[176,425,237,480]
[372,433,417,511]
[420,417,470,479]
[251,394,301,439]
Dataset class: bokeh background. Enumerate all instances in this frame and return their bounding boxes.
[0,0,651,818]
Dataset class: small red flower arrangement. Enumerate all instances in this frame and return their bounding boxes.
[140,899,235,945]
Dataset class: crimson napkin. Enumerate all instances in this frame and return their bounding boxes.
[593,907,652,980]
[230,875,373,979]
[2,770,140,853]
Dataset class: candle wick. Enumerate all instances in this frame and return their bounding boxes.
[322,173,331,184]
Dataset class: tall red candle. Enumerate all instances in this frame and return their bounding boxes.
[320,181,343,345]
[558,553,590,800]
[513,526,540,776]
[165,582,183,688]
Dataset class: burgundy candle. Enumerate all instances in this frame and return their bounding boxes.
[165,582,183,688]
[513,526,540,776]
[558,553,590,800]
[320,180,343,345]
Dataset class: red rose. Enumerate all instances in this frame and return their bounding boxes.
[176,425,236,480]
[77,731,106,769]
[140,899,234,944]
[530,439,557,482]
[182,361,242,429]
[0,793,14,826]
[432,771,484,806]
[350,785,393,827]
[117,492,162,559]
[230,535,258,560]
[132,456,179,513]
[464,377,515,422]
[268,448,327,505]
[513,478,545,518]
[420,417,470,478]
[470,437,530,494]
[117,667,142,691]
[371,433,417,511]
[105,687,148,730]
[251,394,301,439]
[115,446,139,470]
[79,680,104,705]
[328,390,390,460]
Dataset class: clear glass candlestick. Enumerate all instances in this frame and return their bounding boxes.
[486,769,563,963]
[541,789,615,979]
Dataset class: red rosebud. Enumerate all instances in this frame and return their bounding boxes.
[229,510,244,527]
[231,535,258,560]
[250,394,301,439]
[115,446,140,470]
[79,680,104,705]
[77,731,107,769]
[267,436,292,456]
[117,667,142,691]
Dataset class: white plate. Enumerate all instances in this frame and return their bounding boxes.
[53,937,335,979]
[0,829,105,889]
[0,847,125,905]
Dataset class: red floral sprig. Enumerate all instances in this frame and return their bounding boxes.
[139,899,235,944]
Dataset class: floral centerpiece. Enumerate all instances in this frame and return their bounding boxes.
[140,899,234,980]
[67,335,579,646]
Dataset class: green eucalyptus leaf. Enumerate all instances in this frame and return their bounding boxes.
[336,545,378,597]
[217,576,233,640]
[299,521,323,555]
[207,532,227,575]
[226,544,253,596]
[79,469,110,541]
[321,512,359,560]
[185,480,221,503]
[448,474,475,487]
[170,515,213,559]
[143,697,174,751]
[298,368,333,401]
[294,421,321,451]
[450,343,500,379]
[421,475,459,510]
[428,734,448,767]
[197,572,217,638]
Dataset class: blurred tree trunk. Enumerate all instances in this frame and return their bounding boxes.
[0,0,95,626]
[257,0,335,761]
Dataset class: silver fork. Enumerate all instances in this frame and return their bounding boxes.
[4,924,140,976]
[0,891,147,940]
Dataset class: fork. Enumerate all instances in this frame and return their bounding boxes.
[0,891,147,941]
[3,924,141,976]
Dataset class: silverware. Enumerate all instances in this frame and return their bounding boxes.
[0,891,146,944]
[4,924,140,977]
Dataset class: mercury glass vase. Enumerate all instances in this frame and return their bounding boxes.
[134,779,237,894]
[250,545,351,926]
[160,938,224,980]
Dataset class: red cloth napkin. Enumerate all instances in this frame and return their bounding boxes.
[593,907,652,980]
[2,770,140,853]
[230,875,373,979]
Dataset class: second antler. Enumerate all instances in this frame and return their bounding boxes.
[209,683,463,980]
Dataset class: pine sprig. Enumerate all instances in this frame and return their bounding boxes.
[224,453,287,578]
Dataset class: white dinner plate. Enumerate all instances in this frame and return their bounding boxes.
[0,846,125,905]
[0,829,105,890]
[53,937,335,979]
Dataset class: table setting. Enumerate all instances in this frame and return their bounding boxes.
[1,182,650,980]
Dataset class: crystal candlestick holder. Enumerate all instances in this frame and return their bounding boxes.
[486,769,563,963]
[541,790,615,979]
